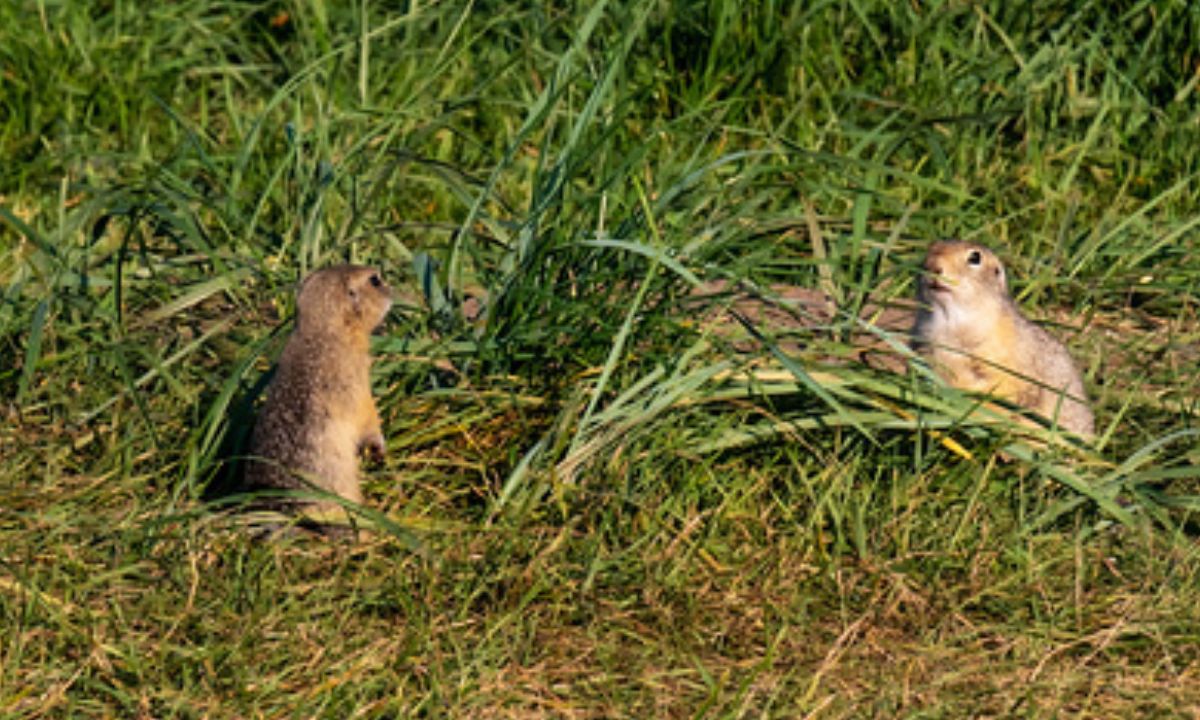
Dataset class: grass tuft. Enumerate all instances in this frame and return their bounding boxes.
[3,0,1200,715]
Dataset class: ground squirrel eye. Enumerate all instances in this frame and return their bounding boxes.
[967,250,983,266]
[369,274,382,288]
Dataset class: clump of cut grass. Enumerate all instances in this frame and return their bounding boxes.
[3,0,1200,716]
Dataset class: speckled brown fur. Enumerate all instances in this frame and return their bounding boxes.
[246,264,393,515]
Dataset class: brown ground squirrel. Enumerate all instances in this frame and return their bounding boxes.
[911,240,1094,439]
[246,264,394,518]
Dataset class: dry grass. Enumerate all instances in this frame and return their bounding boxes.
[4,0,1200,716]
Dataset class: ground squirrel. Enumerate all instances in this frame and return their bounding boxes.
[911,240,1094,439]
[245,264,394,518]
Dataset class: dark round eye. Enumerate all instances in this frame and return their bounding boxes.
[967,250,982,266]
[369,274,383,288]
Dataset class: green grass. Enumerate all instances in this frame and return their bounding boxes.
[3,0,1200,716]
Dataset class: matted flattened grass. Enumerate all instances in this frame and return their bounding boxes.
[3,0,1200,716]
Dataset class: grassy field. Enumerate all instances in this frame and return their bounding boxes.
[3,0,1200,716]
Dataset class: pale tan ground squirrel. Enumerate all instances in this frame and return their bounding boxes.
[245,264,394,518]
[911,240,1094,439]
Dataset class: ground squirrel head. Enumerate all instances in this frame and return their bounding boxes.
[918,240,1009,316]
[295,264,394,342]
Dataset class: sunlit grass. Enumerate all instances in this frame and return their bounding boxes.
[2,0,1199,716]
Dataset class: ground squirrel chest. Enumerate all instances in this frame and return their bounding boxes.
[911,240,1094,439]
[245,264,394,516]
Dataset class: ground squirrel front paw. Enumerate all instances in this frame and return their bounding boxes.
[361,431,386,463]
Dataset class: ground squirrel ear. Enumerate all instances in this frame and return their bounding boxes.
[345,276,363,318]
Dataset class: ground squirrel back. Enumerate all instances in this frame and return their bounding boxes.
[246,264,394,515]
[911,240,1094,439]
